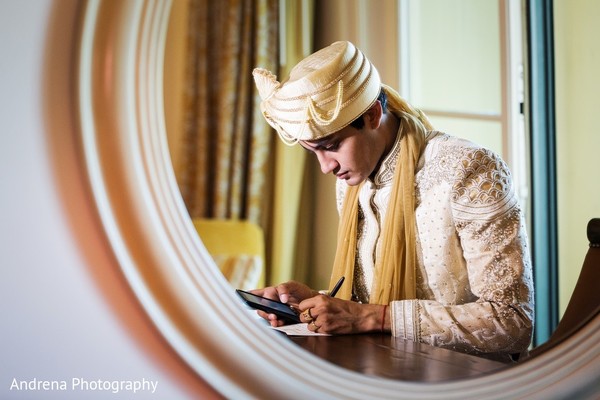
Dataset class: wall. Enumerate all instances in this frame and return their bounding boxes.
[554,0,600,314]
[0,1,221,398]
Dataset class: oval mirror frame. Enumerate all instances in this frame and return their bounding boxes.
[77,1,600,398]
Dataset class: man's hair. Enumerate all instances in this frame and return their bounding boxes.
[349,89,388,129]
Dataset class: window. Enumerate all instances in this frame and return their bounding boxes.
[400,0,558,345]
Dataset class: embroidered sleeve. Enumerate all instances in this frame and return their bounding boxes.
[392,148,534,356]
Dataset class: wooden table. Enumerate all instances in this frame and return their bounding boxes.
[287,333,509,382]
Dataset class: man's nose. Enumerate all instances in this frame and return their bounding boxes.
[316,151,337,175]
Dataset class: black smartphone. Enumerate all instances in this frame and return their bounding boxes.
[236,289,301,324]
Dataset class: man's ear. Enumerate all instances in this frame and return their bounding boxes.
[363,101,383,129]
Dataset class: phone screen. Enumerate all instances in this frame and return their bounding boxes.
[236,289,300,323]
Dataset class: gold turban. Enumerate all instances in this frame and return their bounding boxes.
[252,41,381,145]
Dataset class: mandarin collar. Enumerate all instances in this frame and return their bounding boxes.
[371,128,402,187]
[369,129,442,188]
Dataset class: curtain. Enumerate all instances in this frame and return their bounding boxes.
[178,0,316,287]
[179,0,278,226]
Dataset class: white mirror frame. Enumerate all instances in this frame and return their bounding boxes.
[77,1,600,398]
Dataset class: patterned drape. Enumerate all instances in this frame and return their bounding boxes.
[179,0,278,226]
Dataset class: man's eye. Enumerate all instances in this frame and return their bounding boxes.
[324,142,340,151]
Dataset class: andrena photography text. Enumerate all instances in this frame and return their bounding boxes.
[9,377,159,395]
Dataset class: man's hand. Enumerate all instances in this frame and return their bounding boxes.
[251,281,316,326]
[297,295,384,334]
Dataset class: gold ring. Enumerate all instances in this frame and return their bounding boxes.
[302,309,313,322]
[310,320,320,331]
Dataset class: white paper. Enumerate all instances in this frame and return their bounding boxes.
[273,323,331,336]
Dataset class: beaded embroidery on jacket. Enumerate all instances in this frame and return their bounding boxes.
[335,132,534,355]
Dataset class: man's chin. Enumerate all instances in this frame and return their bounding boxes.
[341,176,364,186]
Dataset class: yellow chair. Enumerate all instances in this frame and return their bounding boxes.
[192,218,265,290]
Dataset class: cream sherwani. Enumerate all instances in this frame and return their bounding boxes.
[336,131,534,356]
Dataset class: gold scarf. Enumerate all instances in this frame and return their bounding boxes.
[328,85,432,304]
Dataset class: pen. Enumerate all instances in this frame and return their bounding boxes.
[329,276,345,298]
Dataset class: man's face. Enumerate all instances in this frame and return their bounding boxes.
[299,122,384,186]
